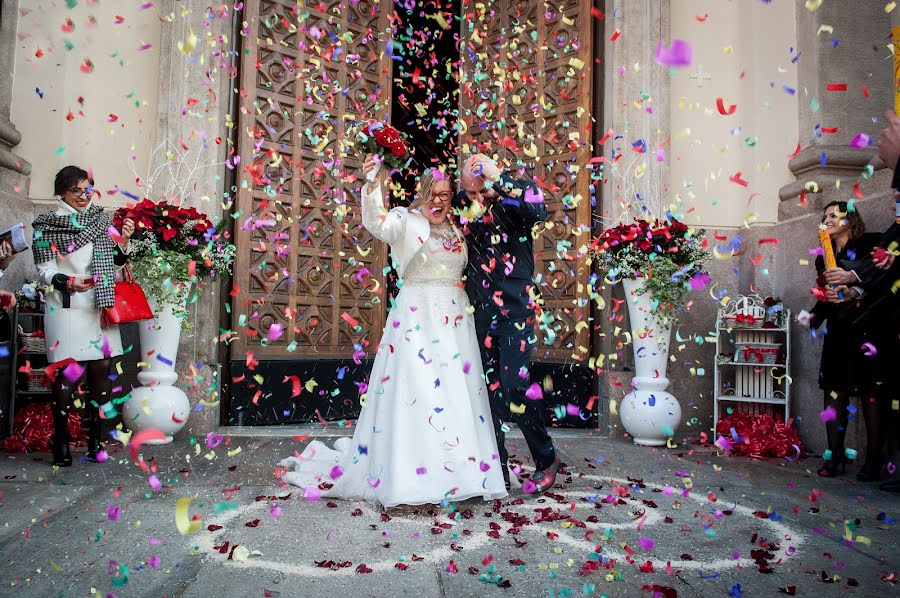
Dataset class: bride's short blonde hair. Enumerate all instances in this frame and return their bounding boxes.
[409,168,452,211]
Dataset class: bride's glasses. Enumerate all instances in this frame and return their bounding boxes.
[432,191,452,201]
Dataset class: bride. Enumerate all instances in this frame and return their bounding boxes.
[278,154,508,508]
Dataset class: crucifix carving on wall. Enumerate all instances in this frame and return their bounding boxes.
[689,64,712,88]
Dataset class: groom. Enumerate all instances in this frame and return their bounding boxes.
[454,154,560,493]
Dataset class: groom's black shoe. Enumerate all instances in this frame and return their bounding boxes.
[879,478,900,493]
[529,454,560,494]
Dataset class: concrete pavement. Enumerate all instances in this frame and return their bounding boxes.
[1,431,898,597]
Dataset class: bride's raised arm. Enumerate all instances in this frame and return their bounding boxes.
[361,154,407,245]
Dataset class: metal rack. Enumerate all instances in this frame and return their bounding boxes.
[5,297,50,436]
[713,295,791,427]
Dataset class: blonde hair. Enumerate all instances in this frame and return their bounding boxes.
[409,168,451,211]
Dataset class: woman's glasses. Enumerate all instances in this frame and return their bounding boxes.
[68,187,92,198]
[432,191,453,201]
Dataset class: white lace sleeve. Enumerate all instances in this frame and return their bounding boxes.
[361,184,407,246]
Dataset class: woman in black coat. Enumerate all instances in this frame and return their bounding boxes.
[805,201,884,479]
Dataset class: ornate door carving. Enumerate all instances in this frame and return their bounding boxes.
[458,0,594,363]
[232,0,393,360]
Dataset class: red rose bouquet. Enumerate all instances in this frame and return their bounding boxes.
[591,217,709,327]
[112,199,234,323]
[357,121,409,171]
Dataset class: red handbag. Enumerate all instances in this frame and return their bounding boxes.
[101,265,154,327]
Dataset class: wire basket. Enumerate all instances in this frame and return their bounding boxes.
[25,370,51,392]
[19,332,46,354]
[734,342,781,364]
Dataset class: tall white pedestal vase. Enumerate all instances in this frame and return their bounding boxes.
[619,277,682,446]
[122,292,191,444]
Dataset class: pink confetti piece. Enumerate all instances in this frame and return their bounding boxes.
[819,406,837,422]
[148,475,162,490]
[525,383,543,400]
[206,432,223,449]
[267,323,284,341]
[303,485,321,501]
[107,504,121,522]
[639,536,656,551]
[416,466,428,475]
[62,361,85,383]
[522,480,538,494]
[329,465,344,480]
[655,39,693,67]
[148,555,161,568]
[479,461,490,472]
[860,342,877,356]
[269,504,282,519]
[849,133,870,149]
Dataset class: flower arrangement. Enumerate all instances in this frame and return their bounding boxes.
[112,199,235,324]
[357,121,409,170]
[591,217,710,328]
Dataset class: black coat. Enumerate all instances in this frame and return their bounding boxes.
[453,174,547,321]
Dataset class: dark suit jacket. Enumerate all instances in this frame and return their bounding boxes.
[809,232,881,330]
[454,174,547,321]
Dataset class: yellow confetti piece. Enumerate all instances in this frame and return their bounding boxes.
[510,402,526,415]
[177,28,198,54]
[682,477,693,489]
[816,25,834,36]
[50,561,62,572]
[305,379,318,393]
[175,497,201,535]
[608,399,618,416]
[806,0,824,10]
[227,446,242,457]
[888,1,897,13]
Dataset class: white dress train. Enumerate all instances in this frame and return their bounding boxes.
[278,186,508,508]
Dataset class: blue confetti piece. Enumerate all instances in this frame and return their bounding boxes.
[648,394,656,407]
[156,354,173,366]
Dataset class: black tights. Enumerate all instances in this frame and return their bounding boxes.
[859,395,885,474]
[823,391,849,462]
[823,390,884,471]
[51,359,112,439]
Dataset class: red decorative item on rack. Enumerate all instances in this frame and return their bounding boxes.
[715,411,804,459]
[1,402,86,453]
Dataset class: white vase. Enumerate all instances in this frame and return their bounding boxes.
[618,277,682,446]
[122,292,191,444]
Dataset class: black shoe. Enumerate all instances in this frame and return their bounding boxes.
[817,458,846,478]
[856,462,883,483]
[878,479,900,493]
[49,437,72,467]
[85,405,103,462]
[528,454,561,494]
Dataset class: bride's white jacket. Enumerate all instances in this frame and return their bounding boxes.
[361,184,430,278]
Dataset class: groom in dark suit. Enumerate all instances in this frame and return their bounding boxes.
[454,154,559,494]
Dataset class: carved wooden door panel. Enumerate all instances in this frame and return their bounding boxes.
[232,0,392,361]
[458,0,594,363]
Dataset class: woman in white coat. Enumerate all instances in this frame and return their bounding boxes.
[278,155,507,508]
[31,166,134,466]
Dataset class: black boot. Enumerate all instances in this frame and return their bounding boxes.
[85,404,103,462]
[50,409,72,467]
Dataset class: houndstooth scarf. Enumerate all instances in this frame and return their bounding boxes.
[32,204,117,309]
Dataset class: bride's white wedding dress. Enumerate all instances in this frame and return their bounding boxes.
[278,185,507,508]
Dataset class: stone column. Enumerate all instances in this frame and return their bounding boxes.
[779,2,892,216]
[0,0,35,291]
[603,0,671,220]
[599,0,672,437]
[150,0,235,438]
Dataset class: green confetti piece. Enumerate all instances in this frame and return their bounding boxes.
[54,146,66,155]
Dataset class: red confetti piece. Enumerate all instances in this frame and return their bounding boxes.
[729,171,749,187]
[591,7,604,18]
[610,29,621,42]
[787,142,801,158]
[826,83,848,91]
[696,13,709,22]
[821,127,839,134]
[716,97,736,115]
[853,183,863,199]
[861,84,870,97]
[758,238,779,246]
